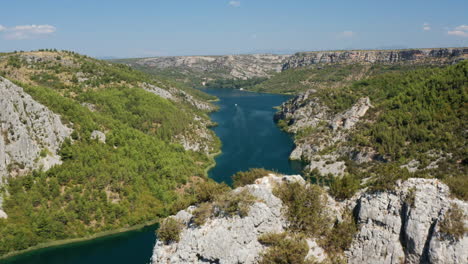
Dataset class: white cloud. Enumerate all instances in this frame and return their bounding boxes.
[0,25,6,32]
[423,23,431,31]
[339,31,355,38]
[228,1,240,7]
[448,24,468,37]
[455,25,468,31]
[2,24,56,40]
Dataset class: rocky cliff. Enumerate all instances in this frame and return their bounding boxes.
[275,89,373,176]
[151,175,467,263]
[0,77,72,218]
[282,48,468,70]
[122,54,289,80]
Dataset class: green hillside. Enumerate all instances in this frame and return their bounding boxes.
[0,50,220,256]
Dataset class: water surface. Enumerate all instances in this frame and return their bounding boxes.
[204,88,301,184]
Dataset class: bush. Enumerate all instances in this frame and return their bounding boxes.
[439,204,467,240]
[157,218,183,244]
[329,174,360,200]
[319,210,357,255]
[232,168,273,188]
[258,233,311,264]
[273,182,329,236]
[192,180,230,203]
[213,189,256,217]
[192,203,213,226]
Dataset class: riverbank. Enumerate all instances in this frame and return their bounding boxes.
[0,219,159,261]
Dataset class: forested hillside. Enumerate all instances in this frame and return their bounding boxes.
[0,50,220,256]
[275,60,468,200]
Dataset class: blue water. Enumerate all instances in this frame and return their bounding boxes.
[2,88,298,264]
[204,88,301,184]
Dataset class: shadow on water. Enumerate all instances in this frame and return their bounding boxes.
[3,88,300,264]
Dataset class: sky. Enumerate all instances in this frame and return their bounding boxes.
[0,0,467,58]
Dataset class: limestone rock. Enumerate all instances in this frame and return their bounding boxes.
[276,93,372,176]
[346,178,468,264]
[151,174,319,264]
[0,76,72,217]
[133,54,289,81]
[90,130,106,143]
[151,176,467,264]
[283,48,468,70]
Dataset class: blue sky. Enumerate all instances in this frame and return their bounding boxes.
[0,0,467,57]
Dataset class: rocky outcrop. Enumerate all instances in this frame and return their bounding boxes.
[151,176,467,264]
[0,77,72,217]
[141,83,214,112]
[90,130,106,143]
[126,54,289,80]
[151,174,315,264]
[347,178,468,264]
[275,90,372,176]
[283,48,468,70]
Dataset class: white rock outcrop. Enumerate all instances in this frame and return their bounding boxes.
[151,176,467,264]
[347,178,468,264]
[152,174,310,264]
[275,92,372,176]
[0,77,72,217]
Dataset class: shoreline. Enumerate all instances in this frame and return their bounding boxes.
[0,219,159,261]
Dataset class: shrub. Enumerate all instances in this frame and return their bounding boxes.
[329,173,360,200]
[258,233,310,264]
[258,232,288,246]
[273,182,330,236]
[232,168,273,188]
[192,203,213,226]
[319,210,357,255]
[192,180,230,203]
[157,217,183,244]
[439,204,467,240]
[213,189,256,218]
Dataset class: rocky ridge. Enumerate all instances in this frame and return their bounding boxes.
[0,77,72,217]
[275,90,373,176]
[151,175,467,264]
[282,48,468,70]
[120,54,290,80]
[121,48,467,84]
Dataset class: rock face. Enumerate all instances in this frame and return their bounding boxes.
[0,77,72,217]
[282,48,468,70]
[126,54,289,80]
[151,176,467,264]
[151,174,308,264]
[90,130,106,143]
[275,90,373,176]
[347,178,468,264]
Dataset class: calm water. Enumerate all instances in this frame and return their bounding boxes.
[204,88,301,183]
[3,88,298,264]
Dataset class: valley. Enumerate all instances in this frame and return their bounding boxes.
[0,47,467,264]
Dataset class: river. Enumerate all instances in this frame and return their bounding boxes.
[3,88,299,264]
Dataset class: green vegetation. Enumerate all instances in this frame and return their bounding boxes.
[157,218,183,244]
[273,182,329,236]
[439,204,467,240]
[0,50,220,256]
[328,173,361,200]
[281,61,467,198]
[213,189,256,218]
[258,233,311,264]
[231,168,273,188]
[251,63,436,94]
